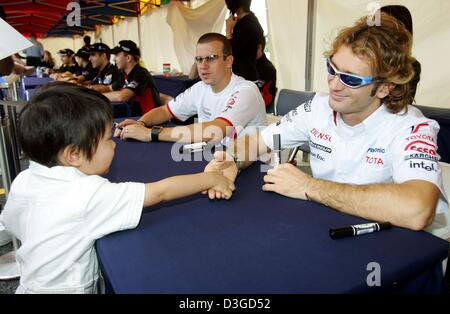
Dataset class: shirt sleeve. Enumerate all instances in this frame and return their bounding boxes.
[260,96,313,150]
[123,70,147,96]
[85,179,145,239]
[166,85,199,122]
[390,119,448,213]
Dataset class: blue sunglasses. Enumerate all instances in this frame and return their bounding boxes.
[326,58,379,88]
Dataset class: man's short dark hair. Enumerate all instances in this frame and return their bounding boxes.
[197,33,232,57]
[225,0,252,13]
[83,35,91,46]
[18,82,113,167]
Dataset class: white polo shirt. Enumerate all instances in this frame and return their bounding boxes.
[261,93,448,214]
[166,74,267,144]
[0,161,145,293]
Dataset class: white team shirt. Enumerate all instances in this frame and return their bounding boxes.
[0,161,145,293]
[261,93,448,214]
[166,74,267,144]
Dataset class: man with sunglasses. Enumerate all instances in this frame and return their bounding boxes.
[204,13,448,231]
[114,33,266,145]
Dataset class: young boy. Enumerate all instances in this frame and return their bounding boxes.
[0,83,234,294]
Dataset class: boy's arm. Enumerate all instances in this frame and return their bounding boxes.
[143,172,235,207]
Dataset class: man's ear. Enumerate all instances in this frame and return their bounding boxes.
[226,55,234,69]
[375,82,395,99]
[59,145,84,167]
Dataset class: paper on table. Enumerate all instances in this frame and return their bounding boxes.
[0,18,32,60]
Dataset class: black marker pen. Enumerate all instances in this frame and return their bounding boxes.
[329,222,391,239]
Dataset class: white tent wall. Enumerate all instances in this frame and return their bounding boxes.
[266,0,309,92]
[113,17,140,50]
[313,0,450,108]
[97,25,115,48]
[139,5,181,73]
[166,0,227,74]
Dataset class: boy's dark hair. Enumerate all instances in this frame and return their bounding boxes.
[18,82,113,167]
[197,33,232,57]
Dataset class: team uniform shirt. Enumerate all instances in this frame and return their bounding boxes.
[77,62,98,81]
[261,93,448,214]
[57,62,80,74]
[121,64,162,114]
[166,74,267,144]
[0,161,145,294]
[92,62,124,90]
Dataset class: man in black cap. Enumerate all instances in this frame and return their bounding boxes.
[103,40,161,114]
[86,43,123,93]
[72,46,97,83]
[51,49,79,80]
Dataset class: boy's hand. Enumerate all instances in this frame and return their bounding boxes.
[208,172,236,200]
[204,151,238,199]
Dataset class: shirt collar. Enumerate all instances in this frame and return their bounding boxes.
[29,161,87,182]
[329,101,389,138]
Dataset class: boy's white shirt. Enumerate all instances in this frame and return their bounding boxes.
[0,161,145,293]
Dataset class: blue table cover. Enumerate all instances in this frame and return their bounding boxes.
[96,138,449,293]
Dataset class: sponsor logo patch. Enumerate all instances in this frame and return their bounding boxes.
[310,128,332,142]
[310,141,332,154]
[304,100,312,112]
[409,160,437,172]
[404,140,437,156]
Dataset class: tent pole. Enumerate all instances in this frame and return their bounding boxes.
[111,24,115,47]
[137,15,142,49]
[305,0,316,91]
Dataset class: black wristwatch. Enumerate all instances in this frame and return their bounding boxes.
[151,126,163,142]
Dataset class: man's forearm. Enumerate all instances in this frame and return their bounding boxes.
[306,179,438,230]
[91,84,112,93]
[158,121,228,143]
[228,133,270,171]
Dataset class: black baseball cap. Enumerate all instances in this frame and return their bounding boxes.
[58,49,75,57]
[110,40,140,56]
[75,47,90,60]
[89,43,110,54]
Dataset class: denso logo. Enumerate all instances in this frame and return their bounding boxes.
[310,128,332,142]
[404,140,437,156]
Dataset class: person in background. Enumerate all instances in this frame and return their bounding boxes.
[0,83,234,294]
[24,33,44,67]
[379,5,421,100]
[255,37,277,111]
[86,43,123,93]
[225,0,264,82]
[103,40,161,115]
[71,47,98,83]
[40,50,55,71]
[82,35,91,50]
[51,49,79,80]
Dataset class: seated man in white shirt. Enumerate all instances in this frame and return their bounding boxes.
[114,32,267,145]
[203,13,449,231]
